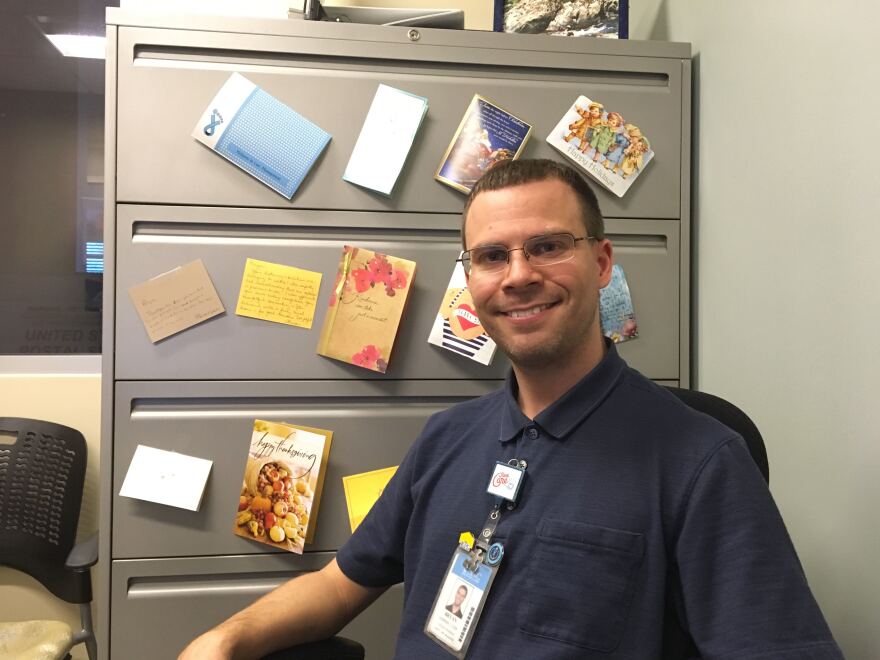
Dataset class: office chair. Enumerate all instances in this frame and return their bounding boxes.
[261,636,365,660]
[665,386,769,483]
[0,418,98,660]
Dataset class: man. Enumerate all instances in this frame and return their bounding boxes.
[445,585,468,618]
[181,159,841,659]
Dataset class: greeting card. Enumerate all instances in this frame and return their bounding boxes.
[343,84,428,196]
[427,259,496,365]
[436,94,532,194]
[316,246,416,373]
[192,72,331,199]
[342,466,398,532]
[119,445,213,512]
[600,264,638,343]
[546,95,653,197]
[233,420,332,554]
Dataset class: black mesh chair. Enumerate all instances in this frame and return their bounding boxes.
[664,387,769,483]
[0,418,98,660]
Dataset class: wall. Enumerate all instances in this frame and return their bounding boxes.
[641,1,879,658]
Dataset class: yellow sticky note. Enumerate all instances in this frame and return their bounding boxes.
[236,258,322,328]
[342,466,398,532]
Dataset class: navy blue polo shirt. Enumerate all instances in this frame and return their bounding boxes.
[337,345,842,659]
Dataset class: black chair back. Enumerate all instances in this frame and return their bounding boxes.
[665,387,769,483]
[0,417,91,603]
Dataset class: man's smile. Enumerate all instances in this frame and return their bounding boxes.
[502,302,557,319]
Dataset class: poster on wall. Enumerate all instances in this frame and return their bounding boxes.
[494,0,628,39]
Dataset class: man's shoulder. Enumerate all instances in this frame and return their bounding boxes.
[613,366,742,452]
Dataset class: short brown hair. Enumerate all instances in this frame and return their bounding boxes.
[461,158,605,248]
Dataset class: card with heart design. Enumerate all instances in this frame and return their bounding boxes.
[427,259,497,365]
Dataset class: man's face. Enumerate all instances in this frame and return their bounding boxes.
[454,586,467,606]
[464,179,612,371]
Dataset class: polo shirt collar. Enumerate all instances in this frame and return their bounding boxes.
[498,339,625,443]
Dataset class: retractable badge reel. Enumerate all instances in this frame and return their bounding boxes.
[424,459,526,658]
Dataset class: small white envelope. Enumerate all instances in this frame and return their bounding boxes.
[119,445,213,511]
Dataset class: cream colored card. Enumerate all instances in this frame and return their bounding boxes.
[127,259,225,342]
[342,466,398,532]
[235,258,322,329]
[119,445,213,511]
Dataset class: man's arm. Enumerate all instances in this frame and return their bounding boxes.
[178,558,386,660]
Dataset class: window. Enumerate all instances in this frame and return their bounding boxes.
[0,1,116,356]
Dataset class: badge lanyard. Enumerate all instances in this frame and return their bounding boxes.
[424,458,527,658]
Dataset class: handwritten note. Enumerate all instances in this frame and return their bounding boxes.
[127,259,225,343]
[342,466,398,532]
[235,258,322,328]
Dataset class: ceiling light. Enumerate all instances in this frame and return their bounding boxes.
[46,34,106,59]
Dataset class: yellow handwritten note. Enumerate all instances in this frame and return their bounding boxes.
[236,258,322,329]
[127,259,225,343]
[342,466,398,532]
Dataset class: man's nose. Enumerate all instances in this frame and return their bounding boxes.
[501,249,540,286]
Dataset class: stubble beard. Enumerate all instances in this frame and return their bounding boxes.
[489,304,599,372]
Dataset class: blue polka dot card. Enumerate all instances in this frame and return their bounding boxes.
[192,73,331,199]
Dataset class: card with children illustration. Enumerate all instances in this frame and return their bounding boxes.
[546,96,654,197]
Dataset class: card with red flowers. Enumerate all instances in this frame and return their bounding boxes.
[316,246,416,373]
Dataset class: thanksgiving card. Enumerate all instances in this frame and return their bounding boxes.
[233,419,332,554]
[316,246,416,373]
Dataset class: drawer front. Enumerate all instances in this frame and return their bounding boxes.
[115,26,684,218]
[110,554,403,659]
[114,207,681,380]
[112,380,498,559]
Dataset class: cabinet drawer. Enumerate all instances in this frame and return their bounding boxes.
[112,380,497,559]
[114,207,681,380]
[110,554,403,659]
[114,25,683,218]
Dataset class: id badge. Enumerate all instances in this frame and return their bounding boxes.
[424,546,499,658]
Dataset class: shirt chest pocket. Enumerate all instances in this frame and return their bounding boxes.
[518,518,645,653]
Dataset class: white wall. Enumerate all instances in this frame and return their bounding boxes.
[637,2,879,657]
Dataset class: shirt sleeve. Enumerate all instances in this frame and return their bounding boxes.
[673,436,844,659]
[335,414,429,588]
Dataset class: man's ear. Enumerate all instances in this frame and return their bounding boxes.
[596,239,614,288]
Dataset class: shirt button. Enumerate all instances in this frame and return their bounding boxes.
[528,427,539,440]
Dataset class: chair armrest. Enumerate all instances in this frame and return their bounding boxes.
[66,532,99,570]
[261,636,365,660]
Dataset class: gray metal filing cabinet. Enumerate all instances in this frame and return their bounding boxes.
[101,10,691,658]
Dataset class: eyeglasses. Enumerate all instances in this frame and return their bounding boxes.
[458,232,595,276]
